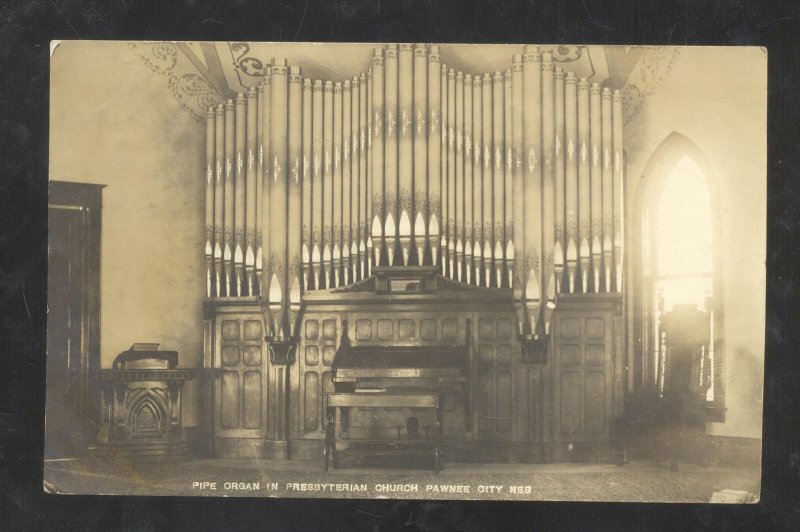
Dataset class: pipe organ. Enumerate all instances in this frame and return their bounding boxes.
[202,44,626,464]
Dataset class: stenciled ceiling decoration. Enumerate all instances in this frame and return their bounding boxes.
[128,42,222,123]
[129,42,677,127]
[620,46,682,126]
[213,42,610,95]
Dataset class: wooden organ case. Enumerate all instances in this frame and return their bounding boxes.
[200,44,626,465]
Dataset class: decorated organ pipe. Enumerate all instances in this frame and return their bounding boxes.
[464,74,474,285]
[349,77,359,283]
[472,74,483,287]
[323,80,333,288]
[492,70,504,290]
[554,68,566,295]
[223,100,235,296]
[384,44,399,267]
[481,73,492,288]
[205,108,215,298]
[201,45,626,336]
[504,68,513,291]
[260,66,272,296]
[371,50,385,268]
[440,64,448,274]
[541,53,555,319]
[287,66,302,332]
[427,48,441,268]
[523,47,542,335]
[602,87,613,293]
[577,77,591,294]
[214,104,224,297]
[267,59,288,337]
[447,68,457,279]
[311,80,323,290]
[361,71,370,279]
[234,94,246,297]
[301,78,312,291]
[565,72,579,294]
[342,80,352,285]
[590,82,603,293]
[245,88,258,296]
[256,81,265,293]
[613,89,624,292]
[511,56,525,326]
[398,44,413,267]
[332,81,343,287]
[454,71,464,282]
[413,44,427,267]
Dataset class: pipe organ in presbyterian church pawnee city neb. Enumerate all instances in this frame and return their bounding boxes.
[200,44,626,467]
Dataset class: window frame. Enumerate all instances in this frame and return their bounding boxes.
[631,133,725,422]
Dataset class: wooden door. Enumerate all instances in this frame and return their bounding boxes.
[552,308,615,443]
[46,182,102,458]
[214,314,265,438]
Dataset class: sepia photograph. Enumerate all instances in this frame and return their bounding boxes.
[45,41,766,502]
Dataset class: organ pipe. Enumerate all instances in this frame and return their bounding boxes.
[349,77,359,283]
[590,82,603,293]
[333,82,343,287]
[455,71,464,281]
[311,79,323,290]
[301,78,312,291]
[287,66,302,331]
[503,68,513,290]
[323,80,333,288]
[612,89,624,292]
[384,44,399,267]
[554,68,566,295]
[541,53,555,318]
[371,50,385,268]
[256,81,265,296]
[472,74,483,287]
[223,99,235,296]
[398,44,413,266]
[602,87,614,293]
[427,48,441,268]
[577,77,591,294]
[234,93,246,297]
[439,63,447,274]
[205,108,215,299]
[200,44,626,334]
[565,72,578,294]
[481,73,492,289]
[511,56,525,330]
[523,46,542,335]
[245,88,258,296]
[464,74,474,285]
[492,71,504,290]
[267,59,287,337]
[413,44,427,266]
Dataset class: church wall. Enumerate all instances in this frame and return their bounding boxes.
[623,47,767,439]
[49,41,207,426]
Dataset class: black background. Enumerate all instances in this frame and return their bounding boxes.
[1,0,798,529]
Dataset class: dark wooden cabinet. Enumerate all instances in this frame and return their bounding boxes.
[203,286,625,465]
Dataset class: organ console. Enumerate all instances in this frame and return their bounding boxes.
[201,44,626,465]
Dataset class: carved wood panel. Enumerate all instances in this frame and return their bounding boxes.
[476,317,514,438]
[215,315,264,437]
[552,308,614,443]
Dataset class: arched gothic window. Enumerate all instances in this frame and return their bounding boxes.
[636,133,724,419]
